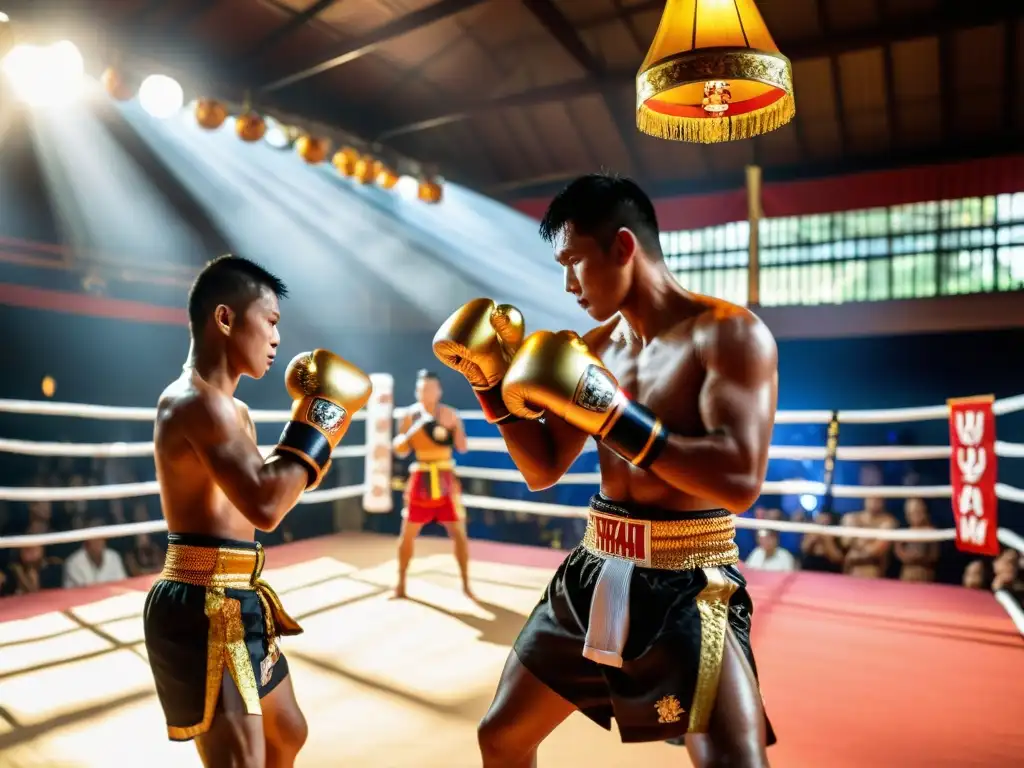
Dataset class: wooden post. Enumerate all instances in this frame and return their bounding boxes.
[746,164,762,307]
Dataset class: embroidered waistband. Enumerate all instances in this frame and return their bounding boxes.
[582,500,738,570]
[160,542,302,638]
[410,459,455,500]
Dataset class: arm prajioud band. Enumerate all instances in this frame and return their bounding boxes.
[602,398,668,470]
[275,421,333,484]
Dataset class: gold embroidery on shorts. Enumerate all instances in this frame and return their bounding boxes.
[655,695,685,724]
[688,568,739,734]
[161,543,302,740]
[223,593,261,715]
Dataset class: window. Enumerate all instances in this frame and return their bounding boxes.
[662,221,749,306]
[660,193,1024,307]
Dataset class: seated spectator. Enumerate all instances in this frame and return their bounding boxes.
[894,498,939,583]
[764,506,801,555]
[1,521,63,596]
[992,549,1023,598]
[800,509,844,573]
[745,530,797,572]
[962,559,988,590]
[63,519,127,588]
[125,504,164,577]
[841,497,897,579]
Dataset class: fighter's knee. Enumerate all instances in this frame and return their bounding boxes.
[477,711,528,764]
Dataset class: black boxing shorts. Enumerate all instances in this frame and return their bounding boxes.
[512,494,776,745]
[142,534,301,741]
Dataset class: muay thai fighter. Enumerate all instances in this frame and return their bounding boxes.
[434,174,779,767]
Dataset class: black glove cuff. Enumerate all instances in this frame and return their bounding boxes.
[602,399,668,470]
[273,421,333,486]
[474,385,522,425]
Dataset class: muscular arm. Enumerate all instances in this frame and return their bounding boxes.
[450,410,469,454]
[393,412,415,458]
[863,517,897,558]
[497,415,591,491]
[182,392,309,531]
[647,313,778,513]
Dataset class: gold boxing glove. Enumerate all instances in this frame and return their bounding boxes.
[273,349,373,488]
[501,331,668,469]
[432,298,525,424]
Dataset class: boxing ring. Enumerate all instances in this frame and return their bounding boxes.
[1,384,1023,767]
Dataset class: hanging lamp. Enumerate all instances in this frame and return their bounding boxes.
[636,0,795,143]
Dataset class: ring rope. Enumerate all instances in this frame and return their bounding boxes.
[4,436,1024,462]
[1,490,1019,550]
[0,483,366,549]
[5,474,1023,503]
[995,590,1024,636]
[2,392,1023,549]
[0,438,368,459]
[3,391,1024,423]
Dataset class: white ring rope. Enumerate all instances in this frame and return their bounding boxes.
[994,590,1024,636]
[4,391,1024,423]
[4,436,1024,463]
[0,484,367,549]
[0,399,365,423]
[0,438,368,459]
[1,391,1023,550]
[0,488,1017,550]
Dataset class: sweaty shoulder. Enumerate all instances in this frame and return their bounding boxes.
[158,378,242,447]
[692,300,776,368]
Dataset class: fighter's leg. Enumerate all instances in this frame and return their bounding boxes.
[261,673,309,768]
[396,519,424,598]
[195,674,266,768]
[440,520,473,598]
[478,650,577,768]
[685,628,769,768]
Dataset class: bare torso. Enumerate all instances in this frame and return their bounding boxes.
[402,404,460,464]
[842,510,897,578]
[154,372,259,541]
[587,303,748,511]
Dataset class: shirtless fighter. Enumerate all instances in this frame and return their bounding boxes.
[145,255,371,767]
[392,369,471,598]
[433,174,778,766]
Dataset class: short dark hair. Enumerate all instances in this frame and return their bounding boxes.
[539,173,662,259]
[187,255,287,334]
[416,369,440,382]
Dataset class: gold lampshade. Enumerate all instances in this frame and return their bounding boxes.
[636,0,794,143]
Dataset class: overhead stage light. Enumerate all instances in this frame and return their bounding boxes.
[799,494,818,513]
[264,117,293,149]
[138,74,183,119]
[2,40,84,106]
[394,175,420,201]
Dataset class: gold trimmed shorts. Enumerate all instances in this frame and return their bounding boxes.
[142,534,302,741]
[512,494,775,745]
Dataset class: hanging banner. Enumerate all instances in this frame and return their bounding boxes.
[947,395,998,556]
[362,373,395,514]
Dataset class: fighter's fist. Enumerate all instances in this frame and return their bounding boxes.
[432,298,525,423]
[502,331,667,469]
[274,349,373,488]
